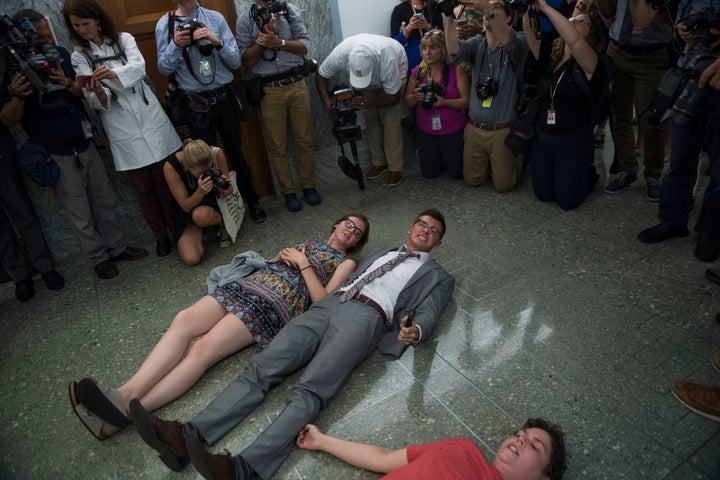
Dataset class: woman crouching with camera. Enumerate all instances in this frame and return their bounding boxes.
[164,138,233,265]
[405,30,469,179]
[523,0,607,210]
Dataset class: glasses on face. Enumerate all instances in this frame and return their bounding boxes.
[344,219,364,239]
[414,219,441,237]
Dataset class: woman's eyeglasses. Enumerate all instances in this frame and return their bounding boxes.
[344,219,364,239]
[569,17,591,26]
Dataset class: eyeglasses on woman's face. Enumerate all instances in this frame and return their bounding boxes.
[569,16,591,26]
[344,219,365,239]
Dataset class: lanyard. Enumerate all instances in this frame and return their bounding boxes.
[549,68,566,110]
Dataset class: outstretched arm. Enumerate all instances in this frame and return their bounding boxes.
[296,424,409,473]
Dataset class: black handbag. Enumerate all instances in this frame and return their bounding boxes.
[504,117,536,155]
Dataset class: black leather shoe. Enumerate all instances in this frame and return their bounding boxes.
[110,246,149,262]
[94,261,119,279]
[249,203,267,223]
[15,276,35,302]
[186,426,254,480]
[695,235,720,262]
[637,224,689,244]
[41,269,65,290]
[130,399,190,472]
[156,237,172,257]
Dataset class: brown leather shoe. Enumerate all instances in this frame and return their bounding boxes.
[366,165,387,179]
[387,171,402,187]
[186,426,255,480]
[671,380,720,422]
[130,399,190,471]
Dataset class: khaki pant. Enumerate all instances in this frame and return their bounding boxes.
[260,80,316,194]
[362,89,404,172]
[462,123,521,192]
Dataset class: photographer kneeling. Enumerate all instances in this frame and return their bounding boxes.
[638,6,720,262]
[405,30,469,180]
[163,139,234,266]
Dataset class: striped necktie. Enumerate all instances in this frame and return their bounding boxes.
[339,248,417,302]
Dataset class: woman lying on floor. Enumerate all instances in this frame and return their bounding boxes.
[69,213,370,440]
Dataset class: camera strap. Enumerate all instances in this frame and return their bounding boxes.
[79,40,151,105]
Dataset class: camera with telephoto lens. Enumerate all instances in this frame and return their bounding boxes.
[476,77,498,100]
[0,14,68,109]
[250,1,289,29]
[331,87,362,143]
[647,8,720,125]
[202,166,230,196]
[509,0,533,14]
[419,79,446,109]
[177,18,214,56]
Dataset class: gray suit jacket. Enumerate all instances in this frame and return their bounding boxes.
[339,249,455,358]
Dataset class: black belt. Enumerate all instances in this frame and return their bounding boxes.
[193,86,231,105]
[336,291,387,324]
[263,73,304,88]
[611,40,668,55]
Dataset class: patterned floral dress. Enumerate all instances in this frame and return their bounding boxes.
[210,240,344,347]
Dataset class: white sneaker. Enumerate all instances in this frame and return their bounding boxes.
[219,228,232,248]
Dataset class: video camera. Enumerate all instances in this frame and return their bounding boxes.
[250,1,289,30]
[176,18,214,56]
[647,8,720,125]
[331,87,362,143]
[0,14,68,109]
[419,79,446,109]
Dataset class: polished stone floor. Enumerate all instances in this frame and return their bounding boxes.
[1,128,718,480]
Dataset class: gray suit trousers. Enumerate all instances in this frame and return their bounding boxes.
[190,294,385,479]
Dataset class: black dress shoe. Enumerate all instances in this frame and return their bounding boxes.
[94,261,119,279]
[41,269,65,290]
[130,399,190,472]
[637,224,689,244]
[110,246,149,262]
[186,426,254,480]
[156,237,172,257]
[15,276,35,302]
[249,203,267,223]
[695,235,720,262]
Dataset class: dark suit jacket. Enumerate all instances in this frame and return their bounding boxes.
[339,249,455,358]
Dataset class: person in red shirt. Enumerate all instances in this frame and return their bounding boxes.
[296,417,566,480]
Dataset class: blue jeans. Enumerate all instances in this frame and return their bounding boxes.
[659,90,720,240]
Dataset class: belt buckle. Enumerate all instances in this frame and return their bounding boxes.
[207,96,218,105]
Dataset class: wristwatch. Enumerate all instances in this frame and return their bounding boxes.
[215,39,224,50]
[279,39,286,50]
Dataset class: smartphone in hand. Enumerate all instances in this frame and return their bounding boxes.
[413,12,424,18]
[76,75,92,88]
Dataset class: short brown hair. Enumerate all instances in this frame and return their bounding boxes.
[523,418,567,480]
[414,208,446,238]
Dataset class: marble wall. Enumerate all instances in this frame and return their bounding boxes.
[2,0,342,261]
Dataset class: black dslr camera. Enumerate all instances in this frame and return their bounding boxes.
[202,166,230,196]
[434,0,460,17]
[419,79,446,109]
[476,77,498,100]
[331,87,362,142]
[177,18,214,56]
[250,1,289,29]
[0,14,68,109]
[647,8,720,125]
[509,0,533,14]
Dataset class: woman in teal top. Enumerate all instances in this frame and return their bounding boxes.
[69,213,369,440]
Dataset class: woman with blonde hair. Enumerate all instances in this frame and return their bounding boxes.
[405,30,469,179]
[164,138,234,265]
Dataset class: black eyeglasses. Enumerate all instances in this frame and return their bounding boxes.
[414,219,441,237]
[344,219,364,239]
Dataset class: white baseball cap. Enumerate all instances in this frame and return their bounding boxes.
[348,45,374,89]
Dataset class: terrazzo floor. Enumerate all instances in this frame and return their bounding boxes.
[1,127,718,479]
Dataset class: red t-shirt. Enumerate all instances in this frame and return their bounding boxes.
[381,438,503,480]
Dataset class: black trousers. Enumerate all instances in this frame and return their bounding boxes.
[189,93,260,206]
